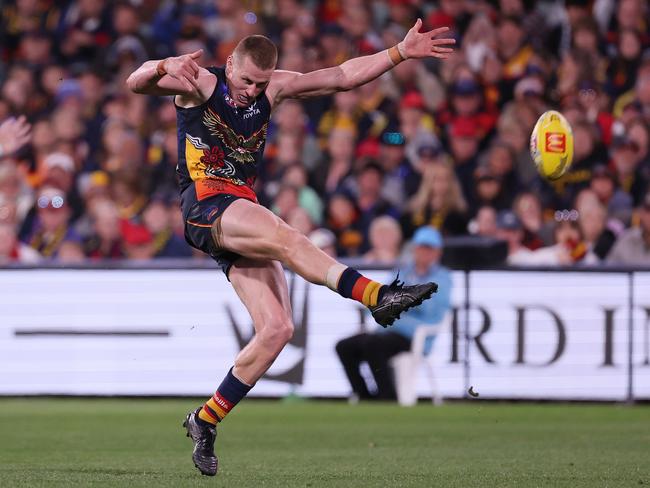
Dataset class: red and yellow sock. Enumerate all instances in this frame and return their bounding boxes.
[329,266,385,307]
[198,367,253,425]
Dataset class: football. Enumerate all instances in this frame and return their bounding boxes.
[529,110,574,180]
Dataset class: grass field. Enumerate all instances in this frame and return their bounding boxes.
[0,398,648,487]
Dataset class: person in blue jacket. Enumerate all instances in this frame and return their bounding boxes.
[336,226,452,401]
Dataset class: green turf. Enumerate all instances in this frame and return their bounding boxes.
[0,399,648,487]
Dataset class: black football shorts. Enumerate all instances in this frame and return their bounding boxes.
[180,186,246,278]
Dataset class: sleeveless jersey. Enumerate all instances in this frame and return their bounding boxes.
[175,66,271,201]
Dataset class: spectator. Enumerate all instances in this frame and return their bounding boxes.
[519,212,597,266]
[497,15,534,94]
[495,210,534,265]
[607,191,650,265]
[22,187,80,259]
[282,163,323,225]
[309,125,355,197]
[403,159,469,238]
[614,60,650,125]
[142,194,193,258]
[589,164,634,226]
[349,162,401,252]
[472,205,498,238]
[363,215,403,264]
[606,28,643,98]
[496,106,537,187]
[575,189,618,261]
[628,117,650,167]
[325,191,363,258]
[272,183,301,222]
[438,76,498,142]
[0,220,41,264]
[376,126,418,209]
[121,220,155,261]
[470,164,509,215]
[335,226,451,401]
[446,118,482,200]
[513,191,552,249]
[0,163,33,226]
[0,116,32,161]
[609,129,649,207]
[83,198,124,260]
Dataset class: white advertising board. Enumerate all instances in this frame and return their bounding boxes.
[633,272,650,400]
[0,269,648,400]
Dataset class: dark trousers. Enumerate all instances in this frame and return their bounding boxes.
[335,332,411,400]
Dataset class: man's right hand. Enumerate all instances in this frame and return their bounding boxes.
[158,50,204,93]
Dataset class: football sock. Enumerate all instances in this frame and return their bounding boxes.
[326,265,385,307]
[198,367,253,425]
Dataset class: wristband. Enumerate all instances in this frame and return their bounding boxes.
[156,59,167,77]
[397,42,406,60]
[0,143,4,158]
[387,45,405,66]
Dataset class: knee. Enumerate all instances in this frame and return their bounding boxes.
[259,318,294,351]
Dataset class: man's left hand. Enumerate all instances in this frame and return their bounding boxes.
[399,19,456,60]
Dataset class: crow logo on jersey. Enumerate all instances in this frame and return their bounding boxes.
[202,108,268,164]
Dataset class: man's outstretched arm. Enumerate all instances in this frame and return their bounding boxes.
[269,19,454,104]
[126,49,205,96]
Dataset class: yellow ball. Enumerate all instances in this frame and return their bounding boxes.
[529,110,574,180]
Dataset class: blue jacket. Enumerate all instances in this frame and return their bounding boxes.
[378,263,452,355]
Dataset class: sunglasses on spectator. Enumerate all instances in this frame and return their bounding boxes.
[37,195,66,209]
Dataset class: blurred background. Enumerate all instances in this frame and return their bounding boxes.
[0,0,648,266]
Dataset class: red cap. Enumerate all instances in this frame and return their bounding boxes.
[355,138,380,159]
[400,91,425,110]
[121,220,152,246]
[426,11,454,30]
[450,118,480,138]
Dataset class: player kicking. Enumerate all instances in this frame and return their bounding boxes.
[126,19,454,476]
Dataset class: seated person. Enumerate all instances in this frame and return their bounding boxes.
[335,226,452,401]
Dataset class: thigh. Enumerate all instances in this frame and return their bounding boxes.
[228,257,293,332]
[216,198,291,261]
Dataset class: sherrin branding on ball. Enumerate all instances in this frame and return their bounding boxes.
[529,110,574,180]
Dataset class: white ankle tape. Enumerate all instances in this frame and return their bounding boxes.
[325,264,347,291]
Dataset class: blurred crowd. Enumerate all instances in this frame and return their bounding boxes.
[1,0,649,266]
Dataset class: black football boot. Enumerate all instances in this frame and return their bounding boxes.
[183,408,218,476]
[369,278,438,327]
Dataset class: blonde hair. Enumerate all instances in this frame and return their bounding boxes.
[408,158,468,216]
